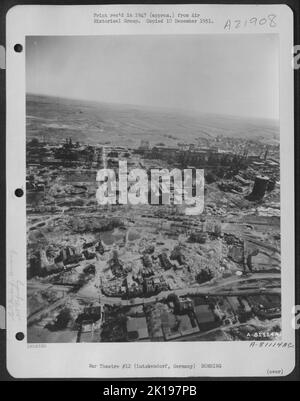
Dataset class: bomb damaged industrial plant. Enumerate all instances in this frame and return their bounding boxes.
[26,94,281,343]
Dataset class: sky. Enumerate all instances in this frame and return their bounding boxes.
[26,34,279,120]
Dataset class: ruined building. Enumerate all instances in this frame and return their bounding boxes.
[246,175,269,201]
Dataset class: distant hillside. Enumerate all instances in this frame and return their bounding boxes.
[26,94,280,147]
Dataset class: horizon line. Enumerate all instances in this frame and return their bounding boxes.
[26,91,280,124]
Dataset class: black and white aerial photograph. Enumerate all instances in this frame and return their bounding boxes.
[26,34,281,344]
